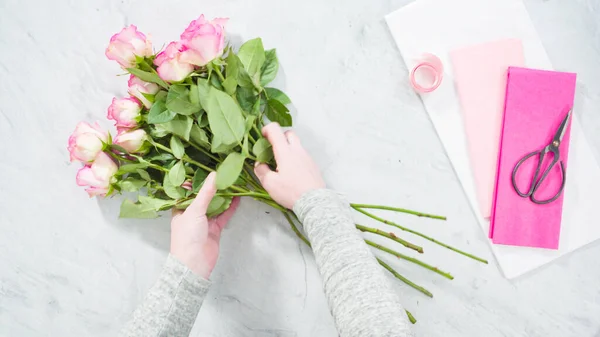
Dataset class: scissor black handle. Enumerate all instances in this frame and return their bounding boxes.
[511,146,566,204]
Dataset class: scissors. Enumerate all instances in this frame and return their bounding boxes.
[511,109,572,205]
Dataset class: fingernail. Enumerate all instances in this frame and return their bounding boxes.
[254,161,259,168]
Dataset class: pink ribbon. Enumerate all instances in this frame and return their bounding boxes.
[409,53,444,93]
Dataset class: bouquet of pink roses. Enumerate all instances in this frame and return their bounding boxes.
[67,16,486,323]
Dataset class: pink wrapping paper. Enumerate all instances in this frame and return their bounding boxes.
[450,39,525,218]
[490,67,576,249]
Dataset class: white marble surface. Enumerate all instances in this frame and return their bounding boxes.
[0,0,599,336]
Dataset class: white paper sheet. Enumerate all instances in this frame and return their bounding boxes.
[386,0,600,278]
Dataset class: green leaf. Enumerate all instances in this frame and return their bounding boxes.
[198,113,209,128]
[265,87,291,105]
[207,196,233,218]
[126,68,169,89]
[196,78,211,110]
[139,195,176,211]
[119,199,159,219]
[137,169,151,181]
[170,136,185,159]
[141,92,155,104]
[242,135,249,157]
[236,86,258,113]
[265,99,292,127]
[149,152,174,162]
[205,88,245,152]
[119,177,147,192]
[252,138,274,163]
[189,84,199,106]
[251,98,261,115]
[166,85,201,115]
[226,52,239,80]
[162,115,194,140]
[238,38,266,82]
[192,168,209,193]
[244,115,257,133]
[148,99,176,124]
[210,74,223,90]
[222,76,237,95]
[211,140,237,154]
[168,161,186,186]
[216,152,246,190]
[163,173,185,199]
[175,199,194,210]
[190,124,210,149]
[117,163,149,174]
[260,49,278,86]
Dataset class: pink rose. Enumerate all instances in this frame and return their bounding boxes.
[181,180,193,191]
[154,41,195,82]
[128,75,160,108]
[179,15,228,67]
[76,152,118,197]
[114,129,148,153]
[107,97,142,129]
[68,122,109,163]
[105,25,153,68]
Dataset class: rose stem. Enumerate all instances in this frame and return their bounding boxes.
[364,239,453,280]
[350,204,446,220]
[282,210,420,322]
[353,207,488,264]
[356,224,423,254]
[377,258,433,298]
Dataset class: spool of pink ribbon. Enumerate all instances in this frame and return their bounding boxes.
[409,53,444,93]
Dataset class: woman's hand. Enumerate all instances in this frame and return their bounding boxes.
[254,123,325,209]
[170,172,240,279]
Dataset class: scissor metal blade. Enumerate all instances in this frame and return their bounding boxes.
[553,108,572,143]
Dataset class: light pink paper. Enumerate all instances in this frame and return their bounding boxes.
[450,39,525,218]
[490,67,576,249]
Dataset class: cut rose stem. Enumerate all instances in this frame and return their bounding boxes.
[281,210,419,323]
[356,224,423,254]
[377,258,433,298]
[350,203,446,220]
[353,206,488,264]
[364,239,453,280]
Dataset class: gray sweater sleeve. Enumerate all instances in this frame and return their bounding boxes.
[119,254,210,337]
[294,189,413,337]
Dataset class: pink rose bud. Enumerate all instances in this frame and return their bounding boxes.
[107,97,142,129]
[68,122,109,163]
[76,152,118,197]
[105,25,153,68]
[181,180,193,191]
[154,41,195,82]
[179,15,228,67]
[128,75,160,108]
[114,129,148,153]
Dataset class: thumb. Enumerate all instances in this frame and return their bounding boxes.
[185,172,217,217]
[254,162,275,186]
